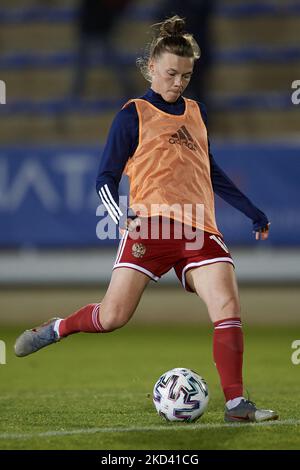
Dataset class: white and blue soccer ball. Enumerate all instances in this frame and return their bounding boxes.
[153,368,209,422]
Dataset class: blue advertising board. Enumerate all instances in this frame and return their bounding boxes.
[0,144,299,247]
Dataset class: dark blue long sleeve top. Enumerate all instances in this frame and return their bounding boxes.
[96,88,268,230]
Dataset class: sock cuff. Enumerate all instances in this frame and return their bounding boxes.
[214,317,242,329]
[92,303,108,332]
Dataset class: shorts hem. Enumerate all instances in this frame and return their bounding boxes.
[113,262,160,282]
[182,257,235,291]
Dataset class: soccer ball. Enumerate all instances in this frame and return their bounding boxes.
[153,367,209,422]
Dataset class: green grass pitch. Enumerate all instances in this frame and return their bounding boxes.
[0,325,299,450]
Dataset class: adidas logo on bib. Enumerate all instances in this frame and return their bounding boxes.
[169,125,198,151]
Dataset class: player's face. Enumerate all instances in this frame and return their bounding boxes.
[149,52,194,102]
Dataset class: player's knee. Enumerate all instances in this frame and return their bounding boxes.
[219,295,241,317]
[100,303,132,331]
[208,295,240,321]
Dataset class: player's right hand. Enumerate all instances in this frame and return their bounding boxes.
[125,217,141,232]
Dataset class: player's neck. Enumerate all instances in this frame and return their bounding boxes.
[149,87,181,105]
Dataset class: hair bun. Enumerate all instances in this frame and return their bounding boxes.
[159,15,186,38]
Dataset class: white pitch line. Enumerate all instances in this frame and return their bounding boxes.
[0,419,299,441]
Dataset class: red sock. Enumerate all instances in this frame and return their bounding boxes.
[213,317,244,401]
[58,303,107,338]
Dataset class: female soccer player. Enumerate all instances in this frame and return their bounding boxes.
[15,16,278,423]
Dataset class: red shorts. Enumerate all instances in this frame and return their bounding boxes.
[113,217,234,292]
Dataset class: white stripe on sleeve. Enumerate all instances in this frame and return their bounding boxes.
[99,188,119,224]
[104,184,123,217]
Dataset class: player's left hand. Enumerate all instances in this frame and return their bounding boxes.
[254,222,270,241]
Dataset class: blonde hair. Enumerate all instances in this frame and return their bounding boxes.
[137,15,201,82]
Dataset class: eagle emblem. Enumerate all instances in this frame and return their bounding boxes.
[132,243,146,258]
